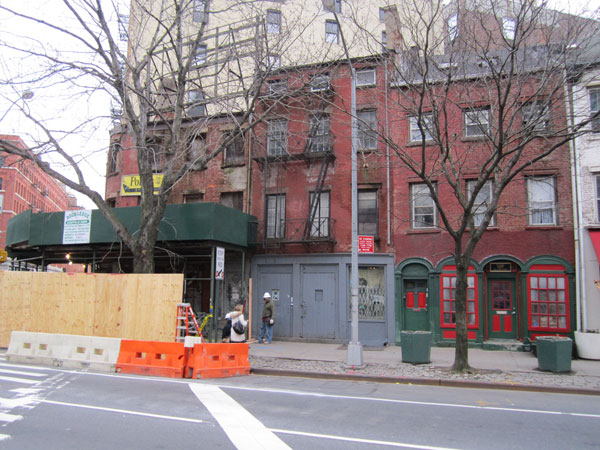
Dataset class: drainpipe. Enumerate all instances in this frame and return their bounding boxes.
[565,72,587,332]
[385,59,391,246]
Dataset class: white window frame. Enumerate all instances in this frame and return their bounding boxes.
[309,114,331,153]
[590,88,600,132]
[527,177,556,226]
[325,20,339,44]
[409,114,433,143]
[268,79,287,95]
[502,17,516,40]
[356,68,376,87]
[266,194,286,239]
[267,53,281,68]
[411,183,437,229]
[309,191,330,238]
[310,74,330,92]
[267,119,287,156]
[522,102,550,133]
[193,44,207,65]
[467,180,495,227]
[358,189,378,237]
[448,14,458,41]
[266,9,281,34]
[357,109,378,150]
[464,108,490,137]
[0,194,3,213]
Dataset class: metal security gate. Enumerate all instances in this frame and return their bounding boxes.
[258,266,293,338]
[299,265,337,339]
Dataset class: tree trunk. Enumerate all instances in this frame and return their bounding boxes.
[452,256,471,372]
[132,245,155,273]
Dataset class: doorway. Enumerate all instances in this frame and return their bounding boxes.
[487,278,517,339]
[403,279,429,331]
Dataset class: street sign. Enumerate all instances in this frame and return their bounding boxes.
[0,249,7,262]
[215,247,225,280]
[358,235,374,253]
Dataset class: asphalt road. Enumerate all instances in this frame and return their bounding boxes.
[1,357,599,450]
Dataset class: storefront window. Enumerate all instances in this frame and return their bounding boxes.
[350,266,385,321]
[528,274,569,331]
[441,274,478,327]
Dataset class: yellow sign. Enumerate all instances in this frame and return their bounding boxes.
[121,174,164,196]
[0,249,7,262]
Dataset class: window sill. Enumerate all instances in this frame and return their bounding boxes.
[461,135,488,142]
[406,140,435,147]
[406,228,441,235]
[222,162,245,169]
[525,226,563,230]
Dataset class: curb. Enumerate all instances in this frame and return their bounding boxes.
[250,368,600,396]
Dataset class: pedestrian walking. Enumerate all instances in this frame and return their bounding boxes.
[258,292,275,344]
[228,304,247,343]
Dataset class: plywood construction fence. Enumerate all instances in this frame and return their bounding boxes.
[0,272,184,347]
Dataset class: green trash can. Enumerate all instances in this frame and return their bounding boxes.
[536,336,572,373]
[401,331,432,364]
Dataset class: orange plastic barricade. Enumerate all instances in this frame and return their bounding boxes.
[116,340,187,378]
[186,343,250,379]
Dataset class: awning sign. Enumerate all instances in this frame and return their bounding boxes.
[63,210,92,244]
[121,174,164,196]
[215,247,225,280]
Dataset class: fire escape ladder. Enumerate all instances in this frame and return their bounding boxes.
[303,154,331,240]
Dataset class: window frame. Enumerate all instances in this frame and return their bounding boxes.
[527,274,569,332]
[527,176,556,226]
[324,0,342,13]
[267,118,288,156]
[411,183,437,229]
[308,114,331,153]
[440,273,479,328]
[409,114,433,143]
[464,108,490,138]
[357,109,378,150]
[356,68,376,87]
[325,20,339,44]
[266,53,281,68]
[466,179,496,227]
[589,88,600,132]
[108,142,121,174]
[193,43,208,65]
[266,9,281,34]
[188,89,206,117]
[310,74,330,92]
[266,193,286,239]
[358,189,379,237]
[502,17,516,40]
[193,0,207,23]
[595,174,600,223]
[309,191,330,238]
[448,14,458,41]
[522,101,551,133]
[223,132,245,166]
[267,79,287,95]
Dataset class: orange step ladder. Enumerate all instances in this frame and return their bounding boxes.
[175,303,201,343]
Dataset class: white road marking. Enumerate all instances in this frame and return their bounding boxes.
[0,413,22,423]
[0,433,11,441]
[40,399,207,424]
[272,428,462,450]
[0,375,39,385]
[0,368,47,377]
[190,383,292,450]
[0,395,42,409]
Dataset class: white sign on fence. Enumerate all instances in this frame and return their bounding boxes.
[62,210,92,244]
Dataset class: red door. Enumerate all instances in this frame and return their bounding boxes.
[488,279,517,339]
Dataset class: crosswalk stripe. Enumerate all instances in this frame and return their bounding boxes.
[190,383,292,450]
[0,395,41,409]
[0,413,22,423]
[0,368,47,377]
[0,375,39,385]
[0,433,11,441]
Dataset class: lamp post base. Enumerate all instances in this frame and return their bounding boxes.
[345,342,364,368]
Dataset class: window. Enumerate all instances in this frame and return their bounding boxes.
[193,0,207,23]
[324,0,341,13]
[108,142,121,174]
[266,10,281,34]
[353,266,385,321]
[325,20,339,44]
[0,194,3,213]
[357,110,377,150]
[409,114,433,143]
[379,7,386,22]
[267,119,287,156]
[441,274,478,326]
[0,177,3,190]
[448,14,458,41]
[381,31,387,53]
[356,68,376,86]
[309,191,330,237]
[266,194,285,238]
[596,175,600,222]
[309,114,330,153]
[188,90,206,117]
[590,88,600,132]
[118,13,129,41]
[522,102,550,133]
[528,274,569,331]
[503,17,516,40]
[358,190,378,236]
[310,74,330,92]
[268,79,287,95]
[187,133,206,167]
[224,132,245,166]
[467,180,495,226]
[221,192,243,211]
[266,53,281,68]
[194,44,207,65]
[527,177,556,225]
[464,108,490,137]
[411,183,436,228]
[0,156,4,167]
[183,192,204,203]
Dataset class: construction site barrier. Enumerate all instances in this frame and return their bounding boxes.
[6,331,122,372]
[186,343,250,379]
[116,340,187,378]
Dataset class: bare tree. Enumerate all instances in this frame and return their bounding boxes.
[0,0,320,273]
[345,0,600,371]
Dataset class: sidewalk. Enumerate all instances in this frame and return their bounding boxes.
[248,341,600,395]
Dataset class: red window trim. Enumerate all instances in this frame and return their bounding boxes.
[440,272,479,329]
[527,273,570,332]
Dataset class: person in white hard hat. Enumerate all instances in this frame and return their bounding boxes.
[258,291,275,344]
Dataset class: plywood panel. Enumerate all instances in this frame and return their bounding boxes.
[0,272,184,347]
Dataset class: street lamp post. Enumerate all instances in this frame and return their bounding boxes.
[0,90,34,122]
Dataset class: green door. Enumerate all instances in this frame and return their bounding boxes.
[487,278,517,339]
[403,279,429,331]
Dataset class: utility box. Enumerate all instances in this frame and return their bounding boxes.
[536,336,572,373]
[401,331,432,364]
